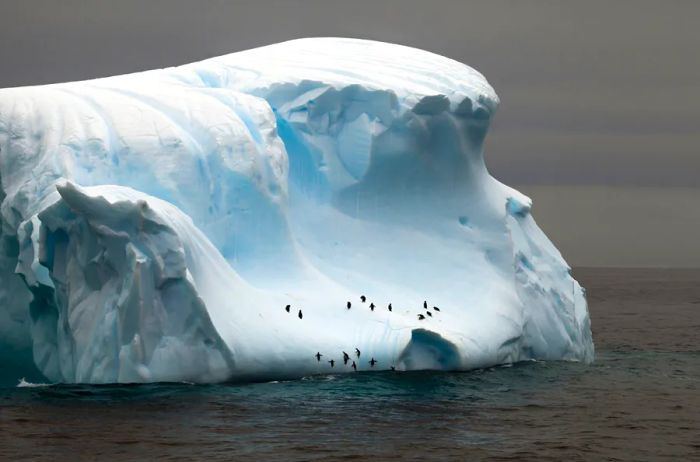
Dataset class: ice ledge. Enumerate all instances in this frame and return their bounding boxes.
[15,182,235,383]
[0,38,592,384]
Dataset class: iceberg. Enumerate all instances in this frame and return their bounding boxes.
[0,38,593,384]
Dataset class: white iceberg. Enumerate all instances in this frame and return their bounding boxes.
[0,38,593,384]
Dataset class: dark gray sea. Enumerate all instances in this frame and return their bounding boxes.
[1,268,698,461]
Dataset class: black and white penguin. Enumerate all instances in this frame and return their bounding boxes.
[315,352,322,362]
[369,358,377,367]
[360,295,366,303]
[285,304,291,313]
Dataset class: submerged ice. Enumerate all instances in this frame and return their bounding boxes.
[0,38,593,384]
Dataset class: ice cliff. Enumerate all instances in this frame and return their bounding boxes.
[0,38,593,384]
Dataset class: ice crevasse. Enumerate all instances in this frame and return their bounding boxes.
[0,38,593,384]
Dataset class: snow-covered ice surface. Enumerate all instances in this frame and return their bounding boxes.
[0,38,593,384]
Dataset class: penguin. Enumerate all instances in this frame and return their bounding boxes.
[433,306,441,312]
[426,311,432,317]
[352,361,357,371]
[298,310,303,319]
[285,304,291,313]
[418,314,426,320]
[391,366,396,371]
[423,301,428,309]
[369,358,377,367]
[329,359,335,367]
[343,351,350,364]
[370,303,375,311]
[315,352,322,362]
[347,301,352,309]
[355,348,361,358]
[388,303,392,312]
[360,295,366,303]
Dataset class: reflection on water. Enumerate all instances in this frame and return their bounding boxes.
[1,268,699,461]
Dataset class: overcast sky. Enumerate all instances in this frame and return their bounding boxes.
[2,0,699,187]
[1,0,699,266]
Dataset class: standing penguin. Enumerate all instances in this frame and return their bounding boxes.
[347,301,352,309]
[369,358,377,367]
[351,361,357,371]
[370,303,375,311]
[285,304,291,313]
[388,303,392,312]
[315,352,322,362]
[360,295,366,303]
[343,351,350,364]
[355,348,361,358]
[329,359,335,367]
[423,301,428,309]
[298,310,303,319]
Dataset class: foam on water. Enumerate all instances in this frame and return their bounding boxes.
[16,378,51,388]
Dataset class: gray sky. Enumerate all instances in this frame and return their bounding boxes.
[1,0,699,266]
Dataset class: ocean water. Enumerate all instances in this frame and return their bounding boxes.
[1,268,698,461]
